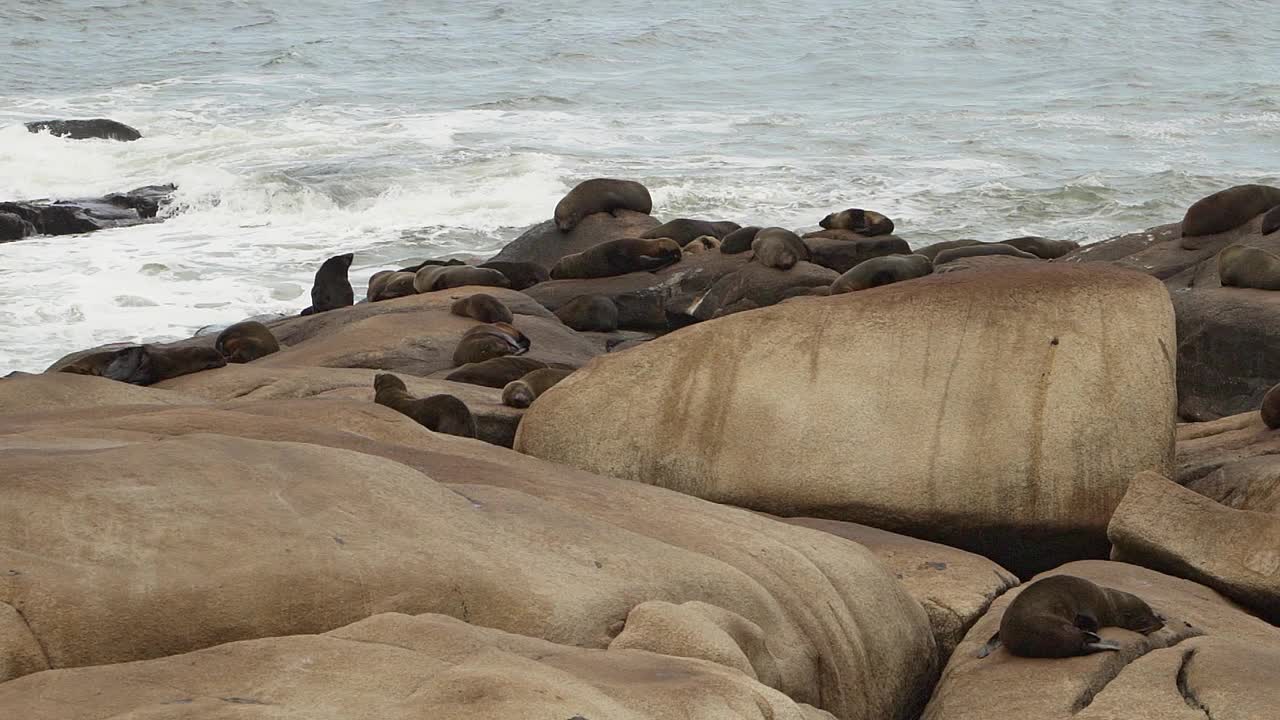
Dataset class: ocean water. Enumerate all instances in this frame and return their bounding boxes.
[1,0,1278,372]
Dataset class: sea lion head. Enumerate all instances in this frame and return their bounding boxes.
[1109,589,1165,635]
[644,237,684,265]
[501,379,537,409]
[374,372,408,395]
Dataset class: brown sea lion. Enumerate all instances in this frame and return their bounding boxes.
[1002,236,1080,259]
[367,271,418,302]
[478,261,549,290]
[830,254,933,294]
[100,344,227,386]
[681,235,721,255]
[554,295,619,332]
[641,218,741,244]
[751,227,809,270]
[1182,184,1280,238]
[720,226,762,254]
[373,373,477,438]
[413,265,510,294]
[978,575,1164,659]
[550,237,682,279]
[450,293,514,324]
[819,208,895,236]
[916,239,984,261]
[55,345,136,376]
[554,178,653,232]
[445,356,553,388]
[214,321,280,363]
[303,253,354,315]
[1218,244,1280,290]
[501,367,575,408]
[934,243,1038,265]
[452,322,531,366]
[1263,205,1280,236]
[399,258,465,274]
[1262,383,1280,430]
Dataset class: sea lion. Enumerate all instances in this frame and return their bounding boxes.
[830,254,933,294]
[1262,383,1280,430]
[478,261,549,290]
[302,253,354,315]
[978,575,1164,659]
[452,322,530,366]
[681,235,721,255]
[1218,244,1280,290]
[413,265,510,294]
[1002,236,1080,259]
[450,293,514,324]
[642,218,741,244]
[554,178,653,232]
[445,356,553,388]
[916,239,984,261]
[1182,184,1280,238]
[720,226,762,254]
[367,271,418,302]
[819,208,895,237]
[751,228,810,270]
[214,321,280,363]
[373,373,477,438]
[1263,206,1280,236]
[399,258,465,274]
[56,346,135,376]
[554,295,619,332]
[550,237,682,280]
[933,243,1038,265]
[501,367,575,408]
[101,344,227,386]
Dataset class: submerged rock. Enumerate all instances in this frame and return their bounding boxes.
[25,118,142,141]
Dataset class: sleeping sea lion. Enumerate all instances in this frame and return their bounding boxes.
[501,367,575,408]
[452,322,530,366]
[830,254,933,294]
[101,344,227,386]
[478,261,549,290]
[399,258,465,274]
[445,356,552,388]
[1261,383,1280,430]
[719,226,762,254]
[554,178,653,232]
[1263,205,1280,236]
[1002,236,1080,259]
[373,373,477,438]
[933,243,1038,265]
[304,253,354,314]
[414,265,510,294]
[641,218,740,244]
[367,271,418,302]
[1182,184,1280,238]
[214,321,280,363]
[450,293,514,324]
[751,228,810,270]
[819,208,895,236]
[554,295,619,332]
[550,237,682,280]
[978,575,1164,659]
[916,239,984,261]
[1218,244,1280,290]
[681,235,721,255]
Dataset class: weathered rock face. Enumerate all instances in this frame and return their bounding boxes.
[516,264,1178,576]
[1173,287,1280,420]
[487,210,660,270]
[1108,471,1280,624]
[920,560,1280,720]
[25,118,142,141]
[0,212,36,242]
[1175,411,1280,513]
[0,372,207,414]
[0,185,173,237]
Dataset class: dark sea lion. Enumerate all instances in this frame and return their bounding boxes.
[641,218,741,244]
[56,347,135,376]
[554,295,619,332]
[681,235,721,255]
[367,271,418,302]
[214,321,280,364]
[102,344,227,386]
[751,227,810,270]
[978,575,1164,659]
[830,254,933,294]
[1263,206,1280,236]
[554,178,653,232]
[445,356,552,388]
[26,118,142,142]
[1261,383,1280,430]
[550,237,682,280]
[1218,244,1280,290]
[450,293,514,324]
[452,322,530,366]
[399,258,465,274]
[933,243,1038,265]
[819,208,895,237]
[478,261,549,290]
[1002,236,1080,259]
[373,373,477,438]
[916,239,983,261]
[305,253,354,315]
[501,367,575,408]
[1182,184,1280,238]
[719,226,762,254]
[413,265,510,294]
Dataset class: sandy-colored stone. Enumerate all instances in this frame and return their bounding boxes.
[0,372,207,413]
[0,602,48,683]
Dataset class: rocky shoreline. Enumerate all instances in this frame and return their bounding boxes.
[2,175,1280,718]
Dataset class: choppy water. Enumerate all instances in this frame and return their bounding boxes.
[2,1,1279,372]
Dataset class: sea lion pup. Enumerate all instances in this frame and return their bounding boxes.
[819,208,895,236]
[303,252,354,315]
[933,243,1038,265]
[720,226,762,254]
[681,235,721,255]
[413,265,510,294]
[102,344,227,386]
[751,227,810,270]
[554,178,653,232]
[1002,236,1080,260]
[830,254,933,294]
[1263,205,1280,236]
[446,356,552,388]
[550,237,682,280]
[479,260,549,290]
[554,294,619,332]
[1218,244,1280,290]
[367,271,418,302]
[978,575,1164,659]
[373,373,477,438]
[1261,383,1280,429]
[1182,184,1280,238]
[642,218,741,244]
[450,293,514,324]
[452,322,531,366]
[501,367,575,408]
[214,321,280,363]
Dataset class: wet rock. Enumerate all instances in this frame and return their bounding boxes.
[0,184,175,237]
[25,118,142,141]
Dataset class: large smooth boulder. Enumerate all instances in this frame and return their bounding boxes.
[0,372,206,414]
[1109,471,1280,623]
[516,264,1178,576]
[1175,411,1280,513]
[488,210,660,270]
[1173,287,1280,420]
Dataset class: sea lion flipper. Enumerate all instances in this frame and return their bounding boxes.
[976,632,1001,659]
[1082,631,1121,653]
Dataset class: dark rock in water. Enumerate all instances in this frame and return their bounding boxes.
[488,210,659,270]
[1174,288,1280,421]
[0,184,176,238]
[641,218,741,245]
[25,118,142,141]
[0,212,36,242]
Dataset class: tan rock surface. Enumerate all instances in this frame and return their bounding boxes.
[0,372,206,413]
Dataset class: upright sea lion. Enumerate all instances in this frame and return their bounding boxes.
[681,235,721,255]
[1002,236,1080,259]
[554,295,619,332]
[450,293,514,324]
[720,226,762,254]
[934,243,1038,265]
[303,252,355,315]
[367,271,418,302]
[554,178,653,232]
[1261,383,1280,430]
[1218,244,1280,290]
[501,367,575,408]
[452,322,530,366]
[978,575,1164,659]
[373,373,477,438]
[446,356,552,388]
[214,321,280,363]
[550,237,682,280]
[413,265,510,294]
[478,261,549,290]
[642,218,741,244]
[830,254,933,294]
[916,239,983,261]
[102,344,227,386]
[751,227,810,270]
[1182,184,1280,238]
[1263,205,1280,236]
[819,208,895,236]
